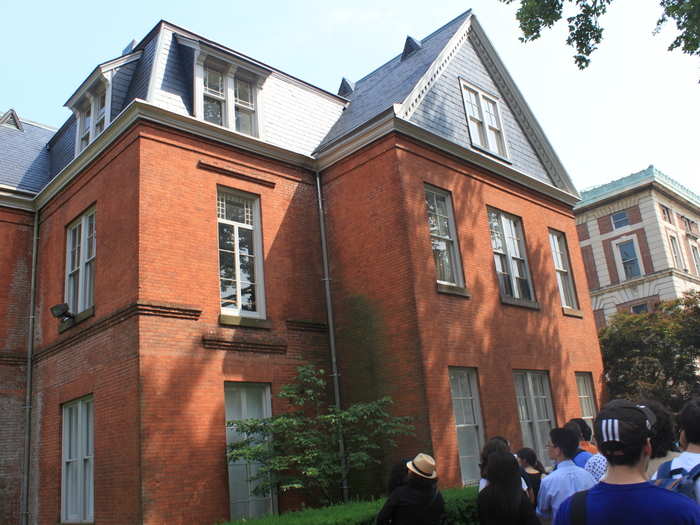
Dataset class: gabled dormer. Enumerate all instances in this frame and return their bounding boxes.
[175,34,271,138]
[0,109,23,131]
[65,50,142,155]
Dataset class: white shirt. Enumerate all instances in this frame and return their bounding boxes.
[652,451,700,501]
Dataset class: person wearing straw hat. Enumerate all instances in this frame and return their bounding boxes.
[376,453,446,525]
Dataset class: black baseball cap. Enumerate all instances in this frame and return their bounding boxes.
[594,399,657,454]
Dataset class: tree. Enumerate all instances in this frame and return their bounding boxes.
[227,365,413,505]
[600,291,700,411]
[500,0,700,69]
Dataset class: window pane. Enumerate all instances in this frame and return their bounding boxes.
[221,280,237,308]
[235,79,253,105]
[241,283,257,312]
[204,68,224,96]
[219,252,235,280]
[83,261,94,309]
[431,238,455,283]
[236,109,254,135]
[239,255,256,283]
[219,223,235,251]
[623,259,641,279]
[612,211,629,228]
[238,229,254,256]
[223,195,253,225]
[204,97,223,125]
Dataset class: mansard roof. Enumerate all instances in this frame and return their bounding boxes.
[0,109,55,194]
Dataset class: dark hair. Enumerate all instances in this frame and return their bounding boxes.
[516,447,546,475]
[406,470,437,491]
[679,398,700,445]
[489,436,511,450]
[564,421,583,441]
[569,418,592,441]
[387,458,411,495]
[642,400,676,458]
[479,452,523,521]
[479,438,510,478]
[550,428,579,459]
[600,441,645,467]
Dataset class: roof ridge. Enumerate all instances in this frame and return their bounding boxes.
[353,9,471,85]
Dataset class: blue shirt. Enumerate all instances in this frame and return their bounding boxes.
[573,450,592,468]
[537,459,596,522]
[554,481,700,525]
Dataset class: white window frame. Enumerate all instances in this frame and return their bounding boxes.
[612,236,643,281]
[513,370,555,466]
[234,76,258,137]
[459,79,508,159]
[548,229,578,309]
[575,372,597,432]
[611,210,629,229]
[74,83,111,154]
[448,368,484,485]
[65,209,96,314]
[668,233,686,271]
[217,189,266,319]
[225,382,276,520]
[424,185,464,287]
[203,65,227,126]
[488,208,535,302]
[691,243,700,275]
[61,396,94,524]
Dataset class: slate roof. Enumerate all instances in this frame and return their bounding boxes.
[318,10,471,150]
[576,165,700,210]
[0,112,55,193]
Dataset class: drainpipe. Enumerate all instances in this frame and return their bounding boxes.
[314,171,349,502]
[20,210,39,525]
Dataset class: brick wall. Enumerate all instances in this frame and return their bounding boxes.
[322,134,604,489]
[0,206,33,525]
[581,245,599,290]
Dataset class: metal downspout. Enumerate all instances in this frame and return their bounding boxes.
[21,210,39,525]
[314,171,349,502]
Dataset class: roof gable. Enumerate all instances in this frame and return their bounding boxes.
[0,109,23,131]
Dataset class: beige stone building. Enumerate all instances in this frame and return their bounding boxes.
[574,165,700,330]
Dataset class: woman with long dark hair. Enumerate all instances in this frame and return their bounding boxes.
[477,451,540,525]
[516,448,546,502]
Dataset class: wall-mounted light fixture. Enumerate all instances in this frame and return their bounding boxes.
[50,303,74,324]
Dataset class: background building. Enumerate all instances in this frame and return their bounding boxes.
[574,165,700,330]
[1,11,603,525]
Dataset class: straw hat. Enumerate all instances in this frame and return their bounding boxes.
[406,453,437,479]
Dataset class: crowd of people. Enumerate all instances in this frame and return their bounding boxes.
[375,397,700,524]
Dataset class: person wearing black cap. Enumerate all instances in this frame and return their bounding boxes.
[554,399,700,525]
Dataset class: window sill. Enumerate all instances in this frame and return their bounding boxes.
[58,306,95,333]
[470,143,512,165]
[219,314,271,330]
[562,306,584,318]
[499,295,540,310]
[436,283,471,298]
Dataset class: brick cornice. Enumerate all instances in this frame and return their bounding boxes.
[201,336,286,354]
[34,301,202,363]
[0,354,26,366]
[285,319,328,333]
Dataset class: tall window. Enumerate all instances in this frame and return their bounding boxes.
[62,396,93,524]
[425,186,463,286]
[94,92,106,135]
[449,368,484,484]
[668,234,685,270]
[514,371,555,465]
[225,383,275,520]
[549,230,578,309]
[488,208,534,302]
[681,216,696,233]
[78,103,91,151]
[691,244,700,275]
[660,204,673,223]
[75,86,110,153]
[611,210,629,229]
[575,373,597,432]
[616,240,641,280]
[65,210,96,314]
[204,67,226,125]
[460,81,507,157]
[217,190,265,318]
[235,77,256,136]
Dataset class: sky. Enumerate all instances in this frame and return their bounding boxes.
[1,0,698,193]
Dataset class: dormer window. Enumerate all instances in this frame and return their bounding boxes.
[460,79,508,159]
[94,92,106,135]
[234,77,255,135]
[73,85,110,154]
[203,67,225,126]
[79,104,91,151]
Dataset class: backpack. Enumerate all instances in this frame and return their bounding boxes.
[653,460,700,502]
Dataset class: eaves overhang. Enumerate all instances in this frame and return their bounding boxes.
[0,185,34,212]
[34,99,316,210]
[315,105,581,207]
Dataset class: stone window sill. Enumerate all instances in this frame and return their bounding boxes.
[58,306,95,333]
[499,294,540,310]
[436,283,471,298]
[219,314,271,330]
[562,306,584,318]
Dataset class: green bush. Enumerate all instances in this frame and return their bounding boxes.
[223,486,478,525]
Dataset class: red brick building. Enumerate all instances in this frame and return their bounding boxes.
[0,11,603,525]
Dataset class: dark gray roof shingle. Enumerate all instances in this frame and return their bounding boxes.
[318,10,470,150]
[0,114,55,193]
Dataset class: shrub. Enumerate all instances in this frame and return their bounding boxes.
[222,486,478,525]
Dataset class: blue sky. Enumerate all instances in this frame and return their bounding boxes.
[2,0,698,191]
